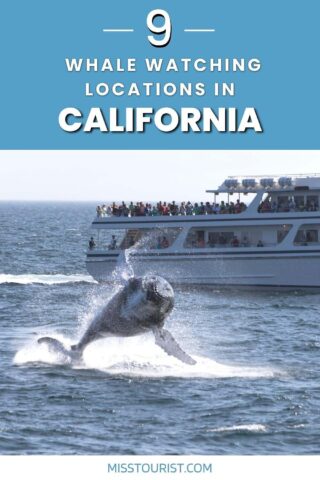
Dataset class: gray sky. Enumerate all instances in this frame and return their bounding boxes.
[0,150,319,201]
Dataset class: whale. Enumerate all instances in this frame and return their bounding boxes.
[37,274,196,365]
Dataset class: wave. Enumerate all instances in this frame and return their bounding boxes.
[0,273,97,285]
[13,334,279,379]
[208,424,267,433]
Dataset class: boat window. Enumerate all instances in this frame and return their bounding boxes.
[294,224,320,245]
[120,229,146,249]
[277,196,289,212]
[91,229,126,250]
[277,224,291,243]
[120,227,182,250]
[294,195,305,211]
[258,194,274,213]
[306,195,319,211]
[152,228,182,249]
[90,227,182,251]
[184,225,292,248]
[184,229,236,248]
[259,193,320,213]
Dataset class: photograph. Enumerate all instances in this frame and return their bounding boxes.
[0,150,319,455]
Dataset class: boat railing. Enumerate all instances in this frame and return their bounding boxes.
[95,204,248,219]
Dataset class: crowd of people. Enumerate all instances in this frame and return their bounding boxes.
[258,197,319,213]
[95,196,320,217]
[96,200,247,218]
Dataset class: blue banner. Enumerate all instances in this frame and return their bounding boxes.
[1,0,319,149]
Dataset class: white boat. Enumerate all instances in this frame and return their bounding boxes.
[86,174,320,288]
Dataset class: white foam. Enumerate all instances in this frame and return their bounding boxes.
[0,273,97,285]
[13,334,74,365]
[290,424,305,429]
[208,424,267,433]
[13,333,278,379]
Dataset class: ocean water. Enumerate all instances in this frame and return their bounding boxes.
[0,202,319,454]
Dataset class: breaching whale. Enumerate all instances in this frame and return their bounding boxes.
[38,275,196,365]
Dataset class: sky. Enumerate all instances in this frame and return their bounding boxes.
[0,150,319,201]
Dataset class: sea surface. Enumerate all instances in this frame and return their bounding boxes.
[0,202,319,454]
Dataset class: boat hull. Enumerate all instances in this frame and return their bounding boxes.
[86,251,320,288]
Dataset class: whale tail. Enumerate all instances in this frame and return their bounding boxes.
[37,336,81,361]
[153,328,196,365]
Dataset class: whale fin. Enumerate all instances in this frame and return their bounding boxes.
[37,336,80,361]
[153,328,196,365]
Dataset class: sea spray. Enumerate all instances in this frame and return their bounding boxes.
[0,273,96,285]
[14,333,278,379]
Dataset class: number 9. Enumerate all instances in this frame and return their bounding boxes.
[147,9,172,47]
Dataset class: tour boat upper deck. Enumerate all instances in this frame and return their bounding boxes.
[93,173,320,223]
[86,174,320,287]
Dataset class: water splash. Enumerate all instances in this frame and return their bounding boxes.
[110,233,155,284]
[112,229,172,283]
[0,273,96,285]
[14,334,75,366]
[13,333,278,379]
[111,249,134,285]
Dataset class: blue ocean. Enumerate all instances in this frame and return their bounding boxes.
[0,202,319,454]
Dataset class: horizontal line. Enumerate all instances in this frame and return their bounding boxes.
[94,280,320,289]
[184,29,215,32]
[102,29,134,32]
[87,251,320,258]
[93,215,320,225]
